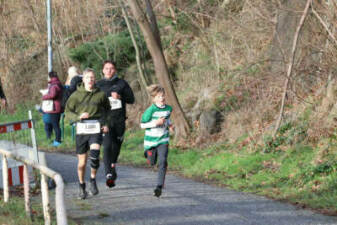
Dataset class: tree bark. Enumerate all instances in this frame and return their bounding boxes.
[269,0,307,74]
[272,0,312,138]
[127,0,190,138]
[144,0,162,51]
[118,0,150,102]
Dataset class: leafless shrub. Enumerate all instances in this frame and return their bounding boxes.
[0,0,122,107]
[0,0,336,146]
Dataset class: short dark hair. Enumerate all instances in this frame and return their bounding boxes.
[102,60,116,68]
[48,71,58,78]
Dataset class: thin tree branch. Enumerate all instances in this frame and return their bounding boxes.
[311,4,337,47]
[272,0,312,138]
[23,0,41,32]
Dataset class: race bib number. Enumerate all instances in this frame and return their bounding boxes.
[76,121,100,134]
[108,97,122,110]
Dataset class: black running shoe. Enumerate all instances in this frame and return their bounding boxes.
[106,174,115,188]
[153,186,162,197]
[89,178,99,195]
[78,183,88,200]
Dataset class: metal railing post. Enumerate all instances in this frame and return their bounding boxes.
[46,0,53,73]
[23,163,32,219]
[54,174,67,225]
[2,155,9,202]
[0,148,68,224]
[29,110,39,163]
[41,173,51,225]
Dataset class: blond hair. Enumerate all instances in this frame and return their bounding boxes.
[65,66,79,85]
[147,84,165,98]
[83,68,95,76]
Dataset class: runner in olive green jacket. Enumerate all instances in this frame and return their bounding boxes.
[65,85,110,126]
[65,68,110,199]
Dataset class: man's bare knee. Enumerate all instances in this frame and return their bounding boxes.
[77,153,87,171]
[78,162,86,171]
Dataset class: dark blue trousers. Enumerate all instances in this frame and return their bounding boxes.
[44,113,61,142]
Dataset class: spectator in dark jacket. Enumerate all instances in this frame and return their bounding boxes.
[42,71,63,147]
[62,66,81,111]
[68,71,83,96]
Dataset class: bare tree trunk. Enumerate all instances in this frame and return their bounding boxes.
[128,0,190,138]
[118,0,150,102]
[272,0,312,138]
[145,0,162,51]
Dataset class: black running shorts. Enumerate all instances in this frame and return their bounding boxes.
[76,133,103,154]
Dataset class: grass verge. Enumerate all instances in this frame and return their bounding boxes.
[1,104,337,217]
[119,129,337,216]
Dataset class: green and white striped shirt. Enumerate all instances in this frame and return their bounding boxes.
[140,104,172,150]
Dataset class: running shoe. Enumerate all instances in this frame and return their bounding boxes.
[89,178,99,195]
[153,186,162,197]
[51,140,61,147]
[106,174,115,188]
[78,183,88,200]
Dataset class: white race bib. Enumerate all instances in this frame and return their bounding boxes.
[76,121,101,134]
[41,100,54,112]
[108,97,122,110]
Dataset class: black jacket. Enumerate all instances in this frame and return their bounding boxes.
[96,77,135,123]
[69,75,83,96]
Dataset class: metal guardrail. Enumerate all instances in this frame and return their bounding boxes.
[0,148,68,225]
[0,119,33,128]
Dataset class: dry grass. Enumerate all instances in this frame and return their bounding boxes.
[1,0,336,146]
[163,0,337,146]
[0,0,117,109]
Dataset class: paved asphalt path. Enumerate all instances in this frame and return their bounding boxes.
[46,152,337,225]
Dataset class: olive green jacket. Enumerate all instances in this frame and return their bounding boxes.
[65,83,110,126]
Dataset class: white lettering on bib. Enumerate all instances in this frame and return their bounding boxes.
[108,97,122,110]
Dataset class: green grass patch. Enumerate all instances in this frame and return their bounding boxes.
[119,131,337,213]
[0,104,76,151]
[0,196,46,225]
[0,195,77,225]
[2,104,337,214]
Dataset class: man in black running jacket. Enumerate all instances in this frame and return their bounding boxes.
[96,60,135,187]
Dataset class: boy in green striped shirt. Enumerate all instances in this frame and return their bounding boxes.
[140,84,174,197]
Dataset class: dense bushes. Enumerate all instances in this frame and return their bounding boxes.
[68,31,148,77]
